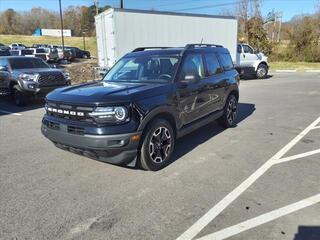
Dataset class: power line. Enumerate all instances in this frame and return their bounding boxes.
[173,1,242,12]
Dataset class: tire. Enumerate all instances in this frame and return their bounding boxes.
[139,119,175,171]
[219,94,238,128]
[256,63,268,79]
[13,87,28,106]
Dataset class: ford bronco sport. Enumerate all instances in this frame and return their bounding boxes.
[41,44,240,171]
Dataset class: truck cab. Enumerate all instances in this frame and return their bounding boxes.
[236,43,269,79]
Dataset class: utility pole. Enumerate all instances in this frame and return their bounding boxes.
[120,0,124,8]
[58,0,65,58]
[82,30,87,50]
[94,0,99,15]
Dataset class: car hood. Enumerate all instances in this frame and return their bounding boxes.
[46,81,171,105]
[13,68,63,75]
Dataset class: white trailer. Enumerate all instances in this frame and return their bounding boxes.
[41,29,72,37]
[95,8,238,70]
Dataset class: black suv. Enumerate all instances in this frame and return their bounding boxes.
[0,56,70,105]
[41,44,239,171]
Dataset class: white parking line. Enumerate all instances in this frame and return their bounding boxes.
[0,110,22,116]
[176,116,320,240]
[197,193,320,240]
[275,149,320,164]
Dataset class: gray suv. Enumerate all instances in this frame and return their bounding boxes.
[0,56,70,106]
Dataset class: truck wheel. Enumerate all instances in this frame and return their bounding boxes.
[219,94,238,128]
[139,119,175,171]
[13,87,28,106]
[256,64,268,79]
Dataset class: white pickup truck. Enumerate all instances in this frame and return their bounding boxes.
[236,43,269,79]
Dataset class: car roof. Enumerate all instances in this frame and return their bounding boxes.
[124,46,230,58]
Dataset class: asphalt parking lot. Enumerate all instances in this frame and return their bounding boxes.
[0,72,319,240]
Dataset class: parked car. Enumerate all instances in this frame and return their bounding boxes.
[0,56,70,106]
[47,45,72,61]
[41,44,240,171]
[0,50,11,56]
[10,43,27,50]
[0,43,10,50]
[66,46,90,59]
[10,49,47,61]
[235,44,269,79]
[43,48,59,62]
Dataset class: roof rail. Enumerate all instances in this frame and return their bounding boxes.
[132,47,171,52]
[185,44,223,49]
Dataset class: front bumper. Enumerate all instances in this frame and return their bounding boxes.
[41,119,141,166]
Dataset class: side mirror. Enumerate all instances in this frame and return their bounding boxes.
[0,66,8,72]
[50,64,57,69]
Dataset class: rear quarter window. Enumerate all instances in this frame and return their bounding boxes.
[218,53,234,71]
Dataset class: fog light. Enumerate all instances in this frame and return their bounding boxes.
[28,84,36,89]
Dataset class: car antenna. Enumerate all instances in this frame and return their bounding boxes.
[200,38,203,44]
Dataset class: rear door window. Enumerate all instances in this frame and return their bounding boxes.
[218,53,234,71]
[204,53,222,76]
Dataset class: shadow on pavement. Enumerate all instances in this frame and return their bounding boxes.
[294,226,320,240]
[0,95,44,116]
[171,102,256,163]
[241,74,273,81]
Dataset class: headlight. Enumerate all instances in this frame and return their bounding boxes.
[63,71,71,81]
[19,73,39,81]
[89,106,129,123]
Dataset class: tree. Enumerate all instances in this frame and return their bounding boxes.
[247,17,272,54]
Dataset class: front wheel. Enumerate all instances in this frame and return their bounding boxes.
[256,64,268,79]
[219,94,238,128]
[139,119,175,171]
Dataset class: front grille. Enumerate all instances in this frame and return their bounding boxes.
[38,72,66,87]
[46,102,94,123]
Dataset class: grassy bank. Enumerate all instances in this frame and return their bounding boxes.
[269,61,320,71]
[0,34,97,57]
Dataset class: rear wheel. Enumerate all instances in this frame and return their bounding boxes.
[139,119,175,171]
[256,64,268,79]
[13,86,28,106]
[219,94,238,128]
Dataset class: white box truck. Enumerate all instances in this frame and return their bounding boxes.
[95,8,268,78]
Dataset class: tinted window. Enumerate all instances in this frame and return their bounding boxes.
[10,51,19,56]
[243,45,254,54]
[0,50,10,56]
[237,45,242,53]
[9,58,49,69]
[180,54,205,81]
[104,56,179,83]
[204,53,222,76]
[21,49,34,55]
[219,53,234,70]
[36,48,46,53]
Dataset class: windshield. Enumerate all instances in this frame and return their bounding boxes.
[9,58,50,69]
[103,56,179,83]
